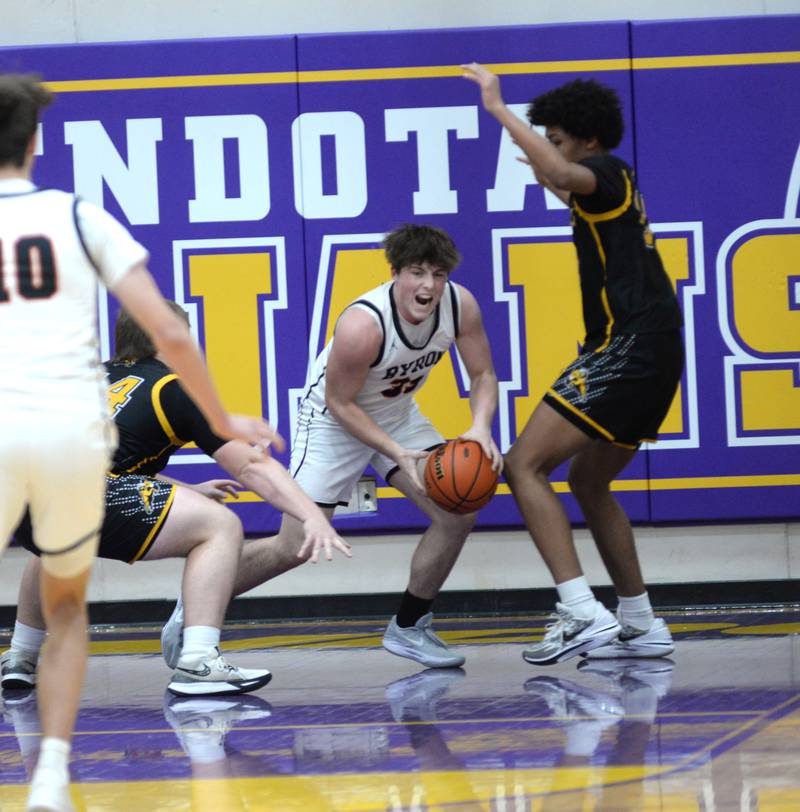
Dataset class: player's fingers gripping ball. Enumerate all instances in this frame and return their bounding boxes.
[424,439,499,514]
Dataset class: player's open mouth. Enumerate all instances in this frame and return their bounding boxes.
[415,295,432,306]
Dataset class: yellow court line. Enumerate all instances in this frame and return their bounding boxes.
[0,710,770,741]
[43,51,800,92]
[226,472,800,503]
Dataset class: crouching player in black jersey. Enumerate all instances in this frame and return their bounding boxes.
[463,64,682,665]
[3,304,349,697]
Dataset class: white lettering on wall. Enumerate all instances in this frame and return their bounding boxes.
[64,119,162,224]
[385,105,478,215]
[185,114,270,223]
[292,111,367,219]
[486,107,567,212]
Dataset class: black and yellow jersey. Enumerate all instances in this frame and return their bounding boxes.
[570,154,683,351]
[105,357,225,475]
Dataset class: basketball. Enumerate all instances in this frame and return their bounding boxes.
[423,439,498,514]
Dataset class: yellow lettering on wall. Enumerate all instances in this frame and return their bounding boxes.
[656,236,691,435]
[731,232,800,432]
[189,252,271,415]
[324,248,387,344]
[507,237,690,439]
[741,369,800,429]
[733,234,800,353]
[507,241,583,435]
[326,248,473,435]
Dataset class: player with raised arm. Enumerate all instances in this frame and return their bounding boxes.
[463,64,682,665]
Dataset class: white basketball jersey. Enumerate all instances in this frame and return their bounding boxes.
[0,180,147,413]
[302,280,461,421]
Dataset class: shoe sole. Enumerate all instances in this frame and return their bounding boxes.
[382,639,465,669]
[167,672,272,697]
[2,676,36,690]
[522,622,621,666]
[583,642,675,659]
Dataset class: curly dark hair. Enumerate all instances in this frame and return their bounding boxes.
[0,74,52,167]
[527,79,624,150]
[383,223,461,274]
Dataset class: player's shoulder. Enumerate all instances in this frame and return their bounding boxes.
[105,357,171,383]
[354,280,391,306]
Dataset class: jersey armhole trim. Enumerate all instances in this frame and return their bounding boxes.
[351,300,386,367]
[573,170,632,223]
[448,281,460,338]
[72,197,102,278]
[151,374,186,447]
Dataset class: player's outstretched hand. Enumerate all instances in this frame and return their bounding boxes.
[213,415,286,454]
[460,426,503,473]
[193,479,241,503]
[461,62,504,113]
[297,516,353,564]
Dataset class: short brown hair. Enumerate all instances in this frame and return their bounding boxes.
[112,301,190,363]
[383,224,461,274]
[0,74,52,167]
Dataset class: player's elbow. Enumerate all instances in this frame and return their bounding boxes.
[547,167,573,189]
[324,391,346,420]
[152,315,193,357]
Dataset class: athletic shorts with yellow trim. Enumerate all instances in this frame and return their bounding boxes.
[543,331,684,449]
[13,473,176,564]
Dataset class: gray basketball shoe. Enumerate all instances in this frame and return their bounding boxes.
[522,602,621,666]
[385,667,466,722]
[382,613,465,668]
[1,649,38,690]
[160,595,185,669]
[582,617,674,659]
[167,647,272,697]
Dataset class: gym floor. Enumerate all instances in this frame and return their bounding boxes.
[0,607,798,811]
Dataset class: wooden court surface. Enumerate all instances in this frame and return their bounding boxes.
[0,607,798,810]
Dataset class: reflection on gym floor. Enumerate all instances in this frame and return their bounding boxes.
[1,607,799,810]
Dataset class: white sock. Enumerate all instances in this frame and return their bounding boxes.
[617,593,655,631]
[556,576,596,619]
[181,730,227,764]
[10,621,46,658]
[564,722,604,757]
[34,737,70,777]
[179,626,220,662]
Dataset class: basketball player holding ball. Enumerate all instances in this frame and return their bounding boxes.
[212,224,501,670]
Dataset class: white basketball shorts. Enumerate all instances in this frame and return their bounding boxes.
[290,400,443,506]
[0,407,115,577]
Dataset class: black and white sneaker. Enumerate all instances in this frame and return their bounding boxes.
[167,647,272,697]
[582,617,674,659]
[1,649,38,690]
[522,602,621,666]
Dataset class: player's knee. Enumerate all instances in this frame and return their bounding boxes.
[505,445,550,482]
[504,446,531,482]
[567,465,606,503]
[432,508,476,537]
[275,519,312,566]
[216,505,244,545]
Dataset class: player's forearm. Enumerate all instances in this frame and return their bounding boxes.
[238,456,326,523]
[155,333,229,434]
[492,105,572,186]
[327,399,403,461]
[468,368,498,431]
